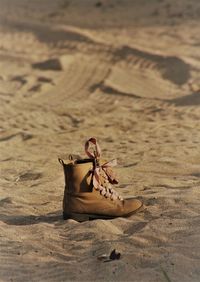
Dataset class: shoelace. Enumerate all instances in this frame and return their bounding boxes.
[85,137,123,201]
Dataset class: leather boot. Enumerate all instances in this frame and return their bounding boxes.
[59,138,143,221]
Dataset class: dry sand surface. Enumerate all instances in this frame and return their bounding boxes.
[0,0,200,281]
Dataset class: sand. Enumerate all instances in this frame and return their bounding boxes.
[0,0,200,281]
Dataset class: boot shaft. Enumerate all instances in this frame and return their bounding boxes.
[62,159,94,193]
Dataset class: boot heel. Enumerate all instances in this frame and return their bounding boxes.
[63,212,91,222]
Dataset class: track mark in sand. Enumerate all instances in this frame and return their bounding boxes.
[100,63,185,100]
[1,212,61,226]
[32,58,62,71]
[89,45,190,102]
[6,20,97,46]
[0,133,19,142]
[37,76,54,84]
[11,75,27,86]
[155,184,196,190]
[123,162,139,168]
[2,21,191,103]
[0,132,33,142]
[16,171,42,182]
[114,45,190,86]
[0,197,13,207]
[45,55,111,105]
[124,222,148,235]
[145,197,158,206]
[58,113,84,128]
[1,20,191,90]
[29,84,41,92]
[95,83,142,99]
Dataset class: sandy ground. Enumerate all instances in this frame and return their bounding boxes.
[0,0,200,281]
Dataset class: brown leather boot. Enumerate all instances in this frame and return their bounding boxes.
[59,138,143,221]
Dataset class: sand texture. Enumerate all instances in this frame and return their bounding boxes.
[0,0,200,281]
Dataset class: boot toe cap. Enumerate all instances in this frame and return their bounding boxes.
[124,198,143,215]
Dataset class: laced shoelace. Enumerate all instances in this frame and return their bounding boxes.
[85,137,123,201]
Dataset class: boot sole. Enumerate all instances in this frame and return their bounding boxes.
[63,212,114,221]
[63,204,145,222]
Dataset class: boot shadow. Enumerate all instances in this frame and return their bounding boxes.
[0,211,62,226]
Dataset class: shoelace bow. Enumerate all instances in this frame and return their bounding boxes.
[85,137,123,201]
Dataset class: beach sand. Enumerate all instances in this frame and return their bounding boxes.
[0,0,200,281]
